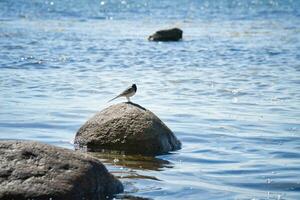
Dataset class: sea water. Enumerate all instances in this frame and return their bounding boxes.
[0,0,300,199]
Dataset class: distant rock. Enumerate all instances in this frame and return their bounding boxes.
[75,102,181,155]
[0,140,123,200]
[148,28,183,41]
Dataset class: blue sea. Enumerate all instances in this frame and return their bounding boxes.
[1,0,300,199]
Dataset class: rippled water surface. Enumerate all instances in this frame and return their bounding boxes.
[1,0,300,199]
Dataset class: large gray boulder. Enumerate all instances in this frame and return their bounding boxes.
[0,140,123,200]
[75,102,181,155]
[148,28,183,41]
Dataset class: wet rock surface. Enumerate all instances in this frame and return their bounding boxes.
[148,28,183,41]
[0,140,123,200]
[75,102,181,155]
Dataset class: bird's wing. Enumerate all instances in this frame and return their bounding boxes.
[119,86,134,96]
[108,86,133,102]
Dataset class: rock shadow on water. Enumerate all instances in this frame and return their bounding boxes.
[114,194,153,200]
[86,150,171,200]
[89,150,173,172]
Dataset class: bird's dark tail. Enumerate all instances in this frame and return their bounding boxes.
[107,94,121,102]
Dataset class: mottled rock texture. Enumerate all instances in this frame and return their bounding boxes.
[0,140,123,200]
[75,102,181,155]
[148,28,183,41]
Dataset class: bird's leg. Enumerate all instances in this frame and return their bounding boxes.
[126,96,130,102]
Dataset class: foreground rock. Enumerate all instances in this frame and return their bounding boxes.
[0,140,123,200]
[75,102,181,155]
[148,28,183,41]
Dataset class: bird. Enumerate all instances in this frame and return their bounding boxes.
[108,84,137,102]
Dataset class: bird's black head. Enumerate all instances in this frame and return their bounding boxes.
[132,84,137,92]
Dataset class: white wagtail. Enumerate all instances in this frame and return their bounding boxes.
[108,84,137,102]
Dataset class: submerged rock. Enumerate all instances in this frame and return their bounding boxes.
[0,140,123,200]
[75,102,181,155]
[148,28,183,41]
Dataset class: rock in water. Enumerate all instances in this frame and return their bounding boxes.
[148,28,183,41]
[0,140,123,200]
[75,102,181,155]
